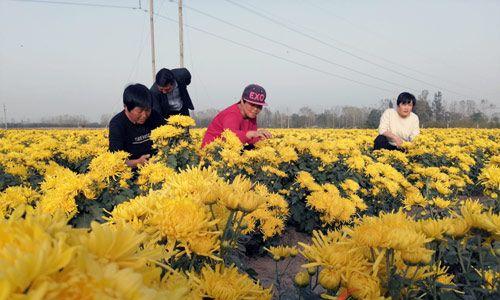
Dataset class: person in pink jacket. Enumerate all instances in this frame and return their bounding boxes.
[202,84,272,148]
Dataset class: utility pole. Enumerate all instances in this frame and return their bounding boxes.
[178,0,184,67]
[149,0,156,81]
[3,104,6,129]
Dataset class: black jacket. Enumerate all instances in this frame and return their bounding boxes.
[151,68,194,118]
[108,110,166,159]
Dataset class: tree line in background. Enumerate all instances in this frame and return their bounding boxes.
[195,90,499,129]
[5,90,499,128]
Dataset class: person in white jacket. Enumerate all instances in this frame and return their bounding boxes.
[374,92,420,150]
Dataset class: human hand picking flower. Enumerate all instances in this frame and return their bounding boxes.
[246,129,272,140]
[126,154,150,168]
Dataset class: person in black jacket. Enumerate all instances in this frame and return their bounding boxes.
[109,84,166,168]
[150,68,194,118]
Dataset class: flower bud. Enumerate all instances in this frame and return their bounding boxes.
[318,268,340,290]
[294,271,310,287]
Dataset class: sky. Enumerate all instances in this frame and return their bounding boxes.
[0,0,499,122]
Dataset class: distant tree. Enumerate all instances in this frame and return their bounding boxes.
[258,108,273,128]
[326,107,342,128]
[271,110,283,128]
[418,90,429,103]
[456,100,477,117]
[342,106,366,128]
[299,107,315,127]
[432,91,444,124]
[447,111,465,127]
[366,109,382,128]
[290,113,301,128]
[490,115,499,128]
[478,99,497,118]
[413,98,432,127]
[100,114,113,127]
[316,111,329,128]
[470,112,487,127]
[378,98,393,110]
[192,109,219,127]
[40,114,89,127]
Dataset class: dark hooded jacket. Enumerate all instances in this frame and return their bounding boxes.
[150,68,194,118]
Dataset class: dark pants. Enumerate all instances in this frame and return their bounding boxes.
[373,135,398,151]
[242,144,255,151]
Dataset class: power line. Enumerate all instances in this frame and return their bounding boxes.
[12,0,141,10]
[10,0,487,100]
[311,0,480,78]
[154,13,394,93]
[301,0,482,94]
[13,0,394,93]
[13,0,146,113]
[126,9,149,83]
[176,1,417,93]
[183,1,213,105]
[10,0,396,93]
[242,0,480,96]
[223,0,473,99]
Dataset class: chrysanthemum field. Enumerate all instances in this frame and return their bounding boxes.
[0,116,499,299]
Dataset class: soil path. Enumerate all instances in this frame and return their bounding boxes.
[244,228,312,299]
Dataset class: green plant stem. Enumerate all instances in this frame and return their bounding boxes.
[221,210,236,241]
[275,260,281,299]
[466,239,474,271]
[231,212,246,244]
[409,265,420,288]
[424,178,430,199]
[385,249,393,289]
[456,241,477,299]
[309,272,312,289]
[476,236,485,280]
[431,241,441,300]
[280,258,294,276]
[189,254,197,272]
[436,241,444,263]
[209,204,219,231]
[391,248,395,266]
[220,210,236,258]
[431,273,437,300]
[402,264,410,280]
[296,286,301,300]
[312,266,320,290]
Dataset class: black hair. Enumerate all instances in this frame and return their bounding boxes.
[123,84,152,111]
[155,68,175,87]
[396,92,416,106]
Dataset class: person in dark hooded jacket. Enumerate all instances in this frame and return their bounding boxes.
[150,68,194,118]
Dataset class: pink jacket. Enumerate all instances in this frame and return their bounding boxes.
[201,103,260,148]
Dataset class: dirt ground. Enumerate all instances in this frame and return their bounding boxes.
[244,228,313,299]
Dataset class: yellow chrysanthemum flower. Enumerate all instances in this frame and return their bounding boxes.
[264,245,298,260]
[190,264,272,300]
[167,115,196,127]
